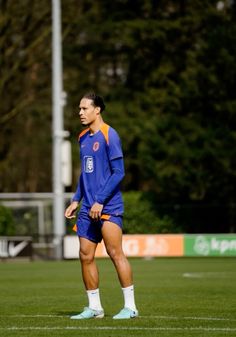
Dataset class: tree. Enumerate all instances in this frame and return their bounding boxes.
[1,0,236,233]
[0,0,52,192]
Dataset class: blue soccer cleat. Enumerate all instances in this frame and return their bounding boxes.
[113,307,139,319]
[70,307,104,319]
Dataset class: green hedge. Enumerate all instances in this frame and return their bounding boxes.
[0,205,15,235]
[123,191,180,234]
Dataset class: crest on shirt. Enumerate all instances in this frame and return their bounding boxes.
[84,156,94,173]
[93,141,100,152]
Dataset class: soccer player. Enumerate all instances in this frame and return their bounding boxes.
[65,93,138,319]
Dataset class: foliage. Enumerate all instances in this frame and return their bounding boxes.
[0,0,52,192]
[0,205,15,235]
[1,0,236,232]
[123,191,180,234]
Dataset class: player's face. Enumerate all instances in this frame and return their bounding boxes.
[79,98,100,126]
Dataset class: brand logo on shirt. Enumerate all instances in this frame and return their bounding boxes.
[93,141,99,151]
[84,156,94,173]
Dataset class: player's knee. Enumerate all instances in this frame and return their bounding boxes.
[106,246,122,261]
[79,249,94,264]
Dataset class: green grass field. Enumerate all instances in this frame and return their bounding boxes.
[0,257,236,337]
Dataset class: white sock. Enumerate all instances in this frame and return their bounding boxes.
[122,285,137,311]
[86,288,103,311]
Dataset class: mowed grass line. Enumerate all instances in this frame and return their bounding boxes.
[0,257,236,337]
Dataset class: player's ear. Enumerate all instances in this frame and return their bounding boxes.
[95,106,101,115]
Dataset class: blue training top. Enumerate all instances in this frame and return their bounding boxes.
[72,123,125,215]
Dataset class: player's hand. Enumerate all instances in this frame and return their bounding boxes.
[65,201,79,219]
[89,202,104,220]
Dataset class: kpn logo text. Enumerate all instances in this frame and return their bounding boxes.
[194,235,236,256]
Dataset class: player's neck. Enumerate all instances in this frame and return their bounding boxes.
[89,116,104,135]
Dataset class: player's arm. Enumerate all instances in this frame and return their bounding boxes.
[65,174,83,219]
[89,157,124,219]
[72,173,83,203]
[96,157,125,203]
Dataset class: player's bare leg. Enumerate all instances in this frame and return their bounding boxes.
[71,237,104,319]
[79,237,98,289]
[102,221,132,287]
[102,221,138,319]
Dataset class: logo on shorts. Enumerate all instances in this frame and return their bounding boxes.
[84,156,94,173]
[93,141,99,151]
